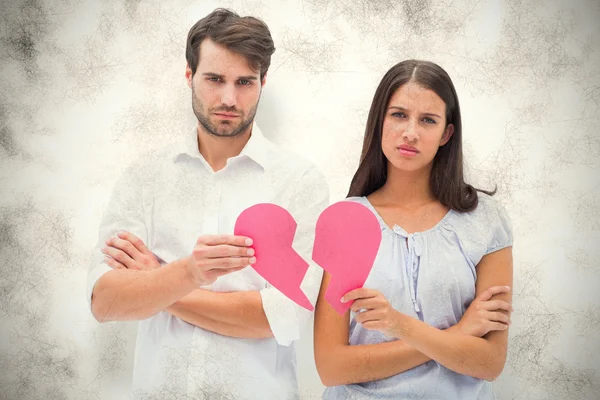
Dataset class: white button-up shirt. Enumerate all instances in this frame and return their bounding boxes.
[87,124,329,399]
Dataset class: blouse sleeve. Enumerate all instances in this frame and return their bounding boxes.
[483,197,514,255]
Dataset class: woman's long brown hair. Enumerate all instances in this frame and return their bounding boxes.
[347,60,494,212]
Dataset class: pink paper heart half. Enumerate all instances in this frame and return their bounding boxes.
[312,201,382,314]
[234,203,313,311]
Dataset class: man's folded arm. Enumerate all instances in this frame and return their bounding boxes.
[87,161,198,322]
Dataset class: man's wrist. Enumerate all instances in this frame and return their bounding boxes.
[161,256,202,289]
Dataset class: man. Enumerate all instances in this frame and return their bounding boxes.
[87,8,329,399]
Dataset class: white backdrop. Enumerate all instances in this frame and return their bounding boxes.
[1,0,599,399]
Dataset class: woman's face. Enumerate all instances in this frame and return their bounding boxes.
[381,81,454,173]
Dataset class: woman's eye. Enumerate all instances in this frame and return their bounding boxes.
[423,117,436,124]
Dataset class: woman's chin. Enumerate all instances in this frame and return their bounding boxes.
[387,159,428,174]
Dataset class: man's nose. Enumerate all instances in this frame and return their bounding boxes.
[219,84,237,108]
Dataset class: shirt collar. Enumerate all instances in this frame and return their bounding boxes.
[239,123,270,169]
[173,122,270,170]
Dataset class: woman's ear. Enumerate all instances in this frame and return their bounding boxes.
[440,123,454,146]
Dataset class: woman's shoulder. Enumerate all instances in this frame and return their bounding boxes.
[466,192,510,223]
[344,196,368,204]
[447,192,513,258]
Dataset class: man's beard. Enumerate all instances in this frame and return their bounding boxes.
[192,86,259,138]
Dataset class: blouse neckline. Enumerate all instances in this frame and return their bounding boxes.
[360,196,454,237]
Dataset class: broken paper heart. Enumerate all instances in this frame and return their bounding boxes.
[234,203,314,311]
[234,201,381,313]
[312,201,382,314]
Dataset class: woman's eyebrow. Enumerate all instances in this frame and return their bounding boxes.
[388,106,441,119]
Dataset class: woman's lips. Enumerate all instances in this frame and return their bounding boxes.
[398,145,419,157]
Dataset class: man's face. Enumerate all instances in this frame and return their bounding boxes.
[186,39,265,138]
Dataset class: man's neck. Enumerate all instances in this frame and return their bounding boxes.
[196,124,252,172]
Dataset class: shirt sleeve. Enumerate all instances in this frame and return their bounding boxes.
[86,160,149,313]
[260,165,330,346]
[483,197,514,256]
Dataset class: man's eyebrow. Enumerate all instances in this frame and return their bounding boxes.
[202,72,258,81]
[388,106,442,119]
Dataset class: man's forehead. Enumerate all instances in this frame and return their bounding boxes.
[197,39,260,78]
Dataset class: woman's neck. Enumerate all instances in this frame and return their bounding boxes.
[373,163,435,208]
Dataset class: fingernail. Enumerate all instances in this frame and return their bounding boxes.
[505,286,511,290]
[249,257,256,264]
[340,297,346,303]
[247,248,255,256]
[245,238,253,246]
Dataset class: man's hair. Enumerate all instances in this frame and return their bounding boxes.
[186,8,275,79]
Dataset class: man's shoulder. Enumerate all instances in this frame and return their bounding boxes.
[263,139,321,176]
[120,143,179,180]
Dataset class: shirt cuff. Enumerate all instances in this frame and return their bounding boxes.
[86,255,112,312]
[260,287,301,346]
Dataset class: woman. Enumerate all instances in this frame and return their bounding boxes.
[314,60,514,399]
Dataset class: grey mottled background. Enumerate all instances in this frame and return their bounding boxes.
[1,0,599,399]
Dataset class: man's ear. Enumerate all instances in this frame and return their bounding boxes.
[261,71,267,87]
[185,63,193,88]
[440,123,454,146]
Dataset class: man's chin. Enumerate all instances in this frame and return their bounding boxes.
[197,115,253,138]
[211,126,245,138]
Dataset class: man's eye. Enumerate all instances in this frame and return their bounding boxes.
[239,79,252,86]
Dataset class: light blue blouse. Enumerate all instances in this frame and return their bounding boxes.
[323,194,513,400]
